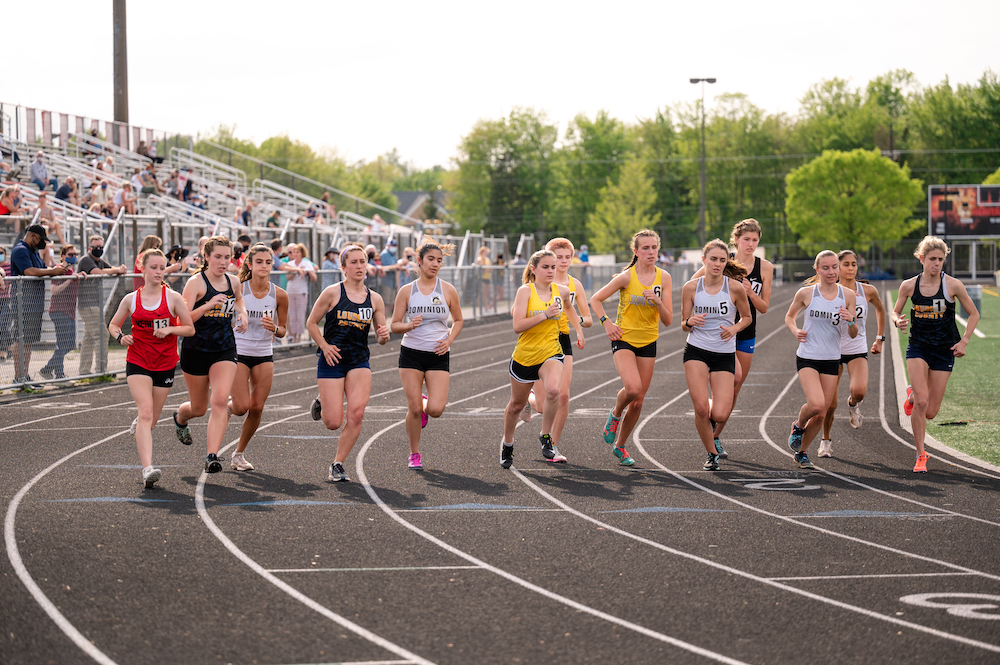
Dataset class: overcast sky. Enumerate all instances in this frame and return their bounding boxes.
[4,0,996,170]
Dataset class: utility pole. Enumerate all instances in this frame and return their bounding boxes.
[113,0,129,146]
[690,78,716,247]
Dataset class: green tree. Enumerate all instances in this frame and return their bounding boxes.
[632,109,689,242]
[586,159,661,260]
[785,149,924,253]
[984,166,1000,185]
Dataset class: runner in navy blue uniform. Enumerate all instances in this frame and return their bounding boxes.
[891,236,980,473]
[174,236,249,473]
[307,243,390,482]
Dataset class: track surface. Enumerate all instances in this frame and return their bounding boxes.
[3,283,1000,665]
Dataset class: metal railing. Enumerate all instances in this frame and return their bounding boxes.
[68,132,150,173]
[168,148,247,192]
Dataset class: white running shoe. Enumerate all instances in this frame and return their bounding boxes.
[519,401,532,423]
[817,439,833,458]
[231,452,255,471]
[130,417,138,436]
[848,400,863,429]
[142,466,162,488]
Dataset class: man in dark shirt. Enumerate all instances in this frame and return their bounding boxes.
[77,235,127,375]
[10,225,68,382]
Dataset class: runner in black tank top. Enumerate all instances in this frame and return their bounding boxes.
[891,236,979,473]
[174,237,249,474]
[307,245,390,482]
[735,255,763,343]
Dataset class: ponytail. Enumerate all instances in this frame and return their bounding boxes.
[522,249,555,284]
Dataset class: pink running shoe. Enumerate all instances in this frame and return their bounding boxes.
[421,394,429,428]
[408,453,423,469]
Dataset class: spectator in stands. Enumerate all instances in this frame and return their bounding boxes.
[186,236,209,272]
[285,243,317,343]
[182,175,196,203]
[380,239,398,283]
[237,234,253,256]
[233,207,244,227]
[77,235,127,376]
[165,170,180,198]
[113,182,139,215]
[577,243,591,290]
[305,202,318,222]
[30,152,58,191]
[242,199,255,226]
[268,238,300,290]
[176,168,189,201]
[0,160,11,177]
[397,246,417,287]
[149,140,163,163]
[136,140,149,157]
[33,192,65,246]
[90,180,114,216]
[189,193,205,211]
[39,244,85,380]
[224,183,239,200]
[365,243,383,279]
[131,166,144,191]
[10,226,69,383]
[321,247,338,290]
[147,164,166,194]
[0,185,23,220]
[55,176,81,208]
[266,210,281,233]
[321,192,337,220]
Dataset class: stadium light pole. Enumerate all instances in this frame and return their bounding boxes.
[690,78,716,246]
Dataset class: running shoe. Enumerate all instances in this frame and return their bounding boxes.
[310,396,322,421]
[904,385,914,417]
[614,447,635,466]
[142,466,162,488]
[408,453,423,470]
[603,409,622,445]
[703,453,720,471]
[794,452,815,469]
[130,417,138,436]
[913,453,928,473]
[788,421,805,453]
[519,400,532,423]
[205,454,223,474]
[547,446,567,463]
[231,452,254,471]
[173,411,193,446]
[328,462,349,482]
[817,439,833,458]
[421,394,429,429]
[714,438,728,459]
[38,366,55,379]
[540,433,556,460]
[500,444,514,469]
[848,399,863,429]
[709,416,717,434]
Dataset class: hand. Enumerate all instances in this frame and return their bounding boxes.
[322,344,342,366]
[642,288,662,306]
[545,302,561,320]
[794,327,808,342]
[688,313,707,328]
[234,312,249,334]
[52,264,69,275]
[951,339,968,358]
[433,337,452,355]
[576,333,585,350]
[602,319,623,342]
[894,316,909,333]
[376,324,390,344]
[208,293,228,309]
[720,325,736,341]
[261,314,276,333]
[118,264,127,274]
[152,328,171,339]
[120,334,134,347]
[870,339,883,355]
[742,278,754,295]
[409,314,423,330]
[838,306,854,323]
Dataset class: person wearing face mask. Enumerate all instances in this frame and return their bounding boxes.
[39,245,86,380]
[30,151,58,192]
[90,180,115,217]
[10,226,69,383]
[77,235,127,375]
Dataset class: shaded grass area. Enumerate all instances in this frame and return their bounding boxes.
[892,286,1000,466]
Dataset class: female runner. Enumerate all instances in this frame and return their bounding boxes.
[109,248,194,487]
[817,249,886,458]
[784,250,858,469]
[390,238,463,469]
[590,230,673,466]
[307,243,390,482]
[500,249,570,469]
[227,243,289,471]
[681,239,751,470]
[173,236,249,473]
[522,238,591,461]
[891,236,979,473]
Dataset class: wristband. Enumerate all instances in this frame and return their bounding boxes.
[116,331,124,343]
[684,318,689,329]
[600,315,608,325]
[579,316,584,325]
[875,335,885,342]
[848,319,856,327]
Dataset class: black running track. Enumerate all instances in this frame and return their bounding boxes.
[2,283,999,665]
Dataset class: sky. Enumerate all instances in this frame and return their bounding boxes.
[3,0,997,170]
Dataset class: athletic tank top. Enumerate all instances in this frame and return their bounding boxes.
[615,266,662,347]
[839,281,869,355]
[557,275,578,335]
[687,277,737,354]
[401,278,450,352]
[512,282,563,366]
[909,273,960,348]
[127,285,179,371]
[797,285,846,361]
[736,256,763,341]
[236,281,278,357]
[320,282,374,365]
[182,272,236,353]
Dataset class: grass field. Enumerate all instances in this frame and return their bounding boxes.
[892,284,1000,466]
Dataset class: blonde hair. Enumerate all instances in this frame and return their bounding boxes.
[626,229,660,270]
[340,242,366,267]
[730,219,762,246]
[237,243,273,282]
[914,235,949,259]
[522,249,556,284]
[702,238,747,281]
[417,236,455,260]
[804,249,838,284]
[292,242,309,260]
[196,236,233,273]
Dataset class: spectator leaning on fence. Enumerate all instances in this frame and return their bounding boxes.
[0,245,11,361]
[30,152,58,192]
[39,243,85,380]
[284,243,316,344]
[77,235,127,375]
[10,226,69,383]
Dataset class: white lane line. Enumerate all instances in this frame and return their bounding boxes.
[955,313,986,338]
[355,419,751,665]
[269,566,484,573]
[5,432,125,665]
[768,573,978,581]
[758,373,1000,526]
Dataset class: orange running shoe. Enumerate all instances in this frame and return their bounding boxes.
[904,385,914,417]
[913,453,928,473]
